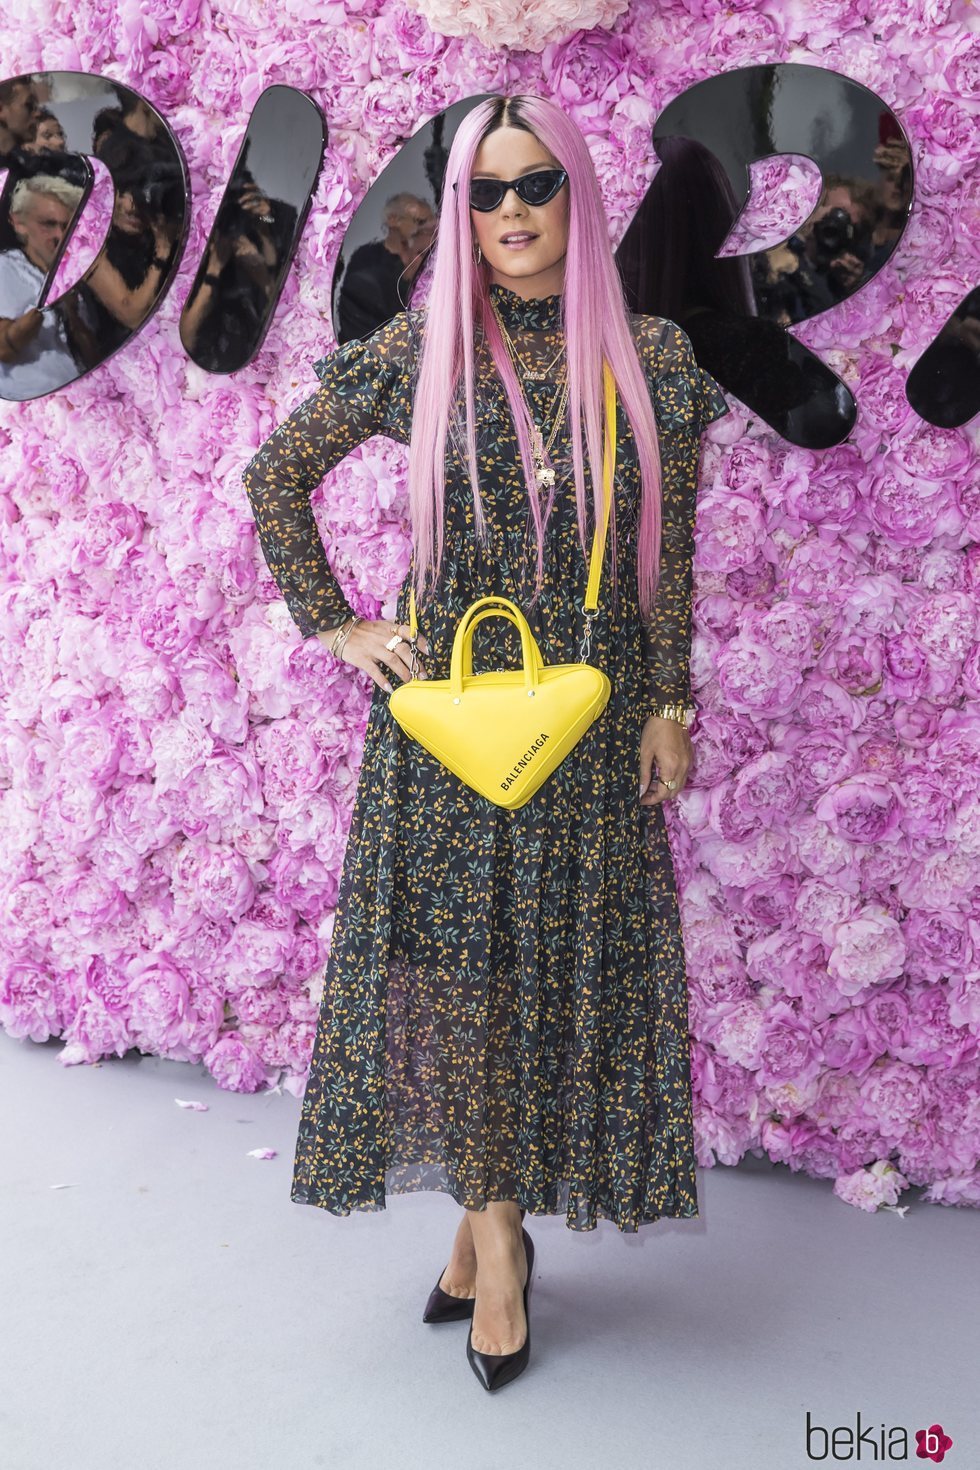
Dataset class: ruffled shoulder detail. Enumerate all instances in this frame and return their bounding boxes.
[311,309,423,445]
[631,314,730,434]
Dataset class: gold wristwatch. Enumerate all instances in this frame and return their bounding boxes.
[649,701,696,728]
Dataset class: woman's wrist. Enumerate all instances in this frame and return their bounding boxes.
[648,700,695,728]
[322,613,360,659]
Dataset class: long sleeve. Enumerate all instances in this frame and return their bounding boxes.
[241,311,417,640]
[640,318,730,708]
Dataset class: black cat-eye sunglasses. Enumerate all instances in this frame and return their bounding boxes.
[453,167,569,213]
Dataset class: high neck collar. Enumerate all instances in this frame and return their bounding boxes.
[488,281,563,332]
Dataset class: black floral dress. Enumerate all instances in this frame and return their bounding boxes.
[241,282,730,1231]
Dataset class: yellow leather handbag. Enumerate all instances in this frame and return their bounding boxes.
[388,362,617,810]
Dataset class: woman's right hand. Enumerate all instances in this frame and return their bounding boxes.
[317,618,430,693]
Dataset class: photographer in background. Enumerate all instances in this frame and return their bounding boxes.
[0,173,90,397]
[336,191,436,343]
[65,98,183,357]
[181,173,297,372]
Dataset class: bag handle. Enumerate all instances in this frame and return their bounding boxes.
[448,595,543,697]
[457,597,539,680]
[406,361,618,640]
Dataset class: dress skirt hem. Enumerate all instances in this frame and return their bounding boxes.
[290,1172,701,1234]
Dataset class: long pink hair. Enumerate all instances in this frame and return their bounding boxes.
[408,94,663,623]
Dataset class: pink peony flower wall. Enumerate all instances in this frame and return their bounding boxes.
[1,0,978,1213]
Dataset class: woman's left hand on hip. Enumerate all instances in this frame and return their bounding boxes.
[638,716,692,806]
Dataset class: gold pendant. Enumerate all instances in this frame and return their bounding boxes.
[534,459,556,490]
[532,428,556,492]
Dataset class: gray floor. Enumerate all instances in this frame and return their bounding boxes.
[2,1029,976,1470]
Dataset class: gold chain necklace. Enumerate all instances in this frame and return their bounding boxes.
[489,296,566,381]
[489,298,568,492]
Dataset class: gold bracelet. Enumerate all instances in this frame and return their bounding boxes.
[330,614,358,658]
[336,616,362,658]
[649,701,694,727]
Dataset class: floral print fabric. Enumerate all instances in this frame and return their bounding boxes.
[242,283,729,1230]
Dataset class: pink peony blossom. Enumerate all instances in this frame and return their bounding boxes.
[204,1031,276,1092]
[859,1060,928,1140]
[756,1001,824,1087]
[832,1160,909,1211]
[815,774,904,844]
[404,0,629,51]
[826,907,907,995]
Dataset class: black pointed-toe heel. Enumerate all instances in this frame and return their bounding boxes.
[422,1269,476,1324]
[422,1207,526,1324]
[466,1226,534,1392]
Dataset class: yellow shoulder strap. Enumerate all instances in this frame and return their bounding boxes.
[408,361,617,635]
[584,361,616,612]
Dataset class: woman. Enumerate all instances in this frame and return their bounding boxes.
[241,93,730,1392]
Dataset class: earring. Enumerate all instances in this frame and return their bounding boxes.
[473,242,483,265]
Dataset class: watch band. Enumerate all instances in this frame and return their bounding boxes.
[650,701,695,727]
